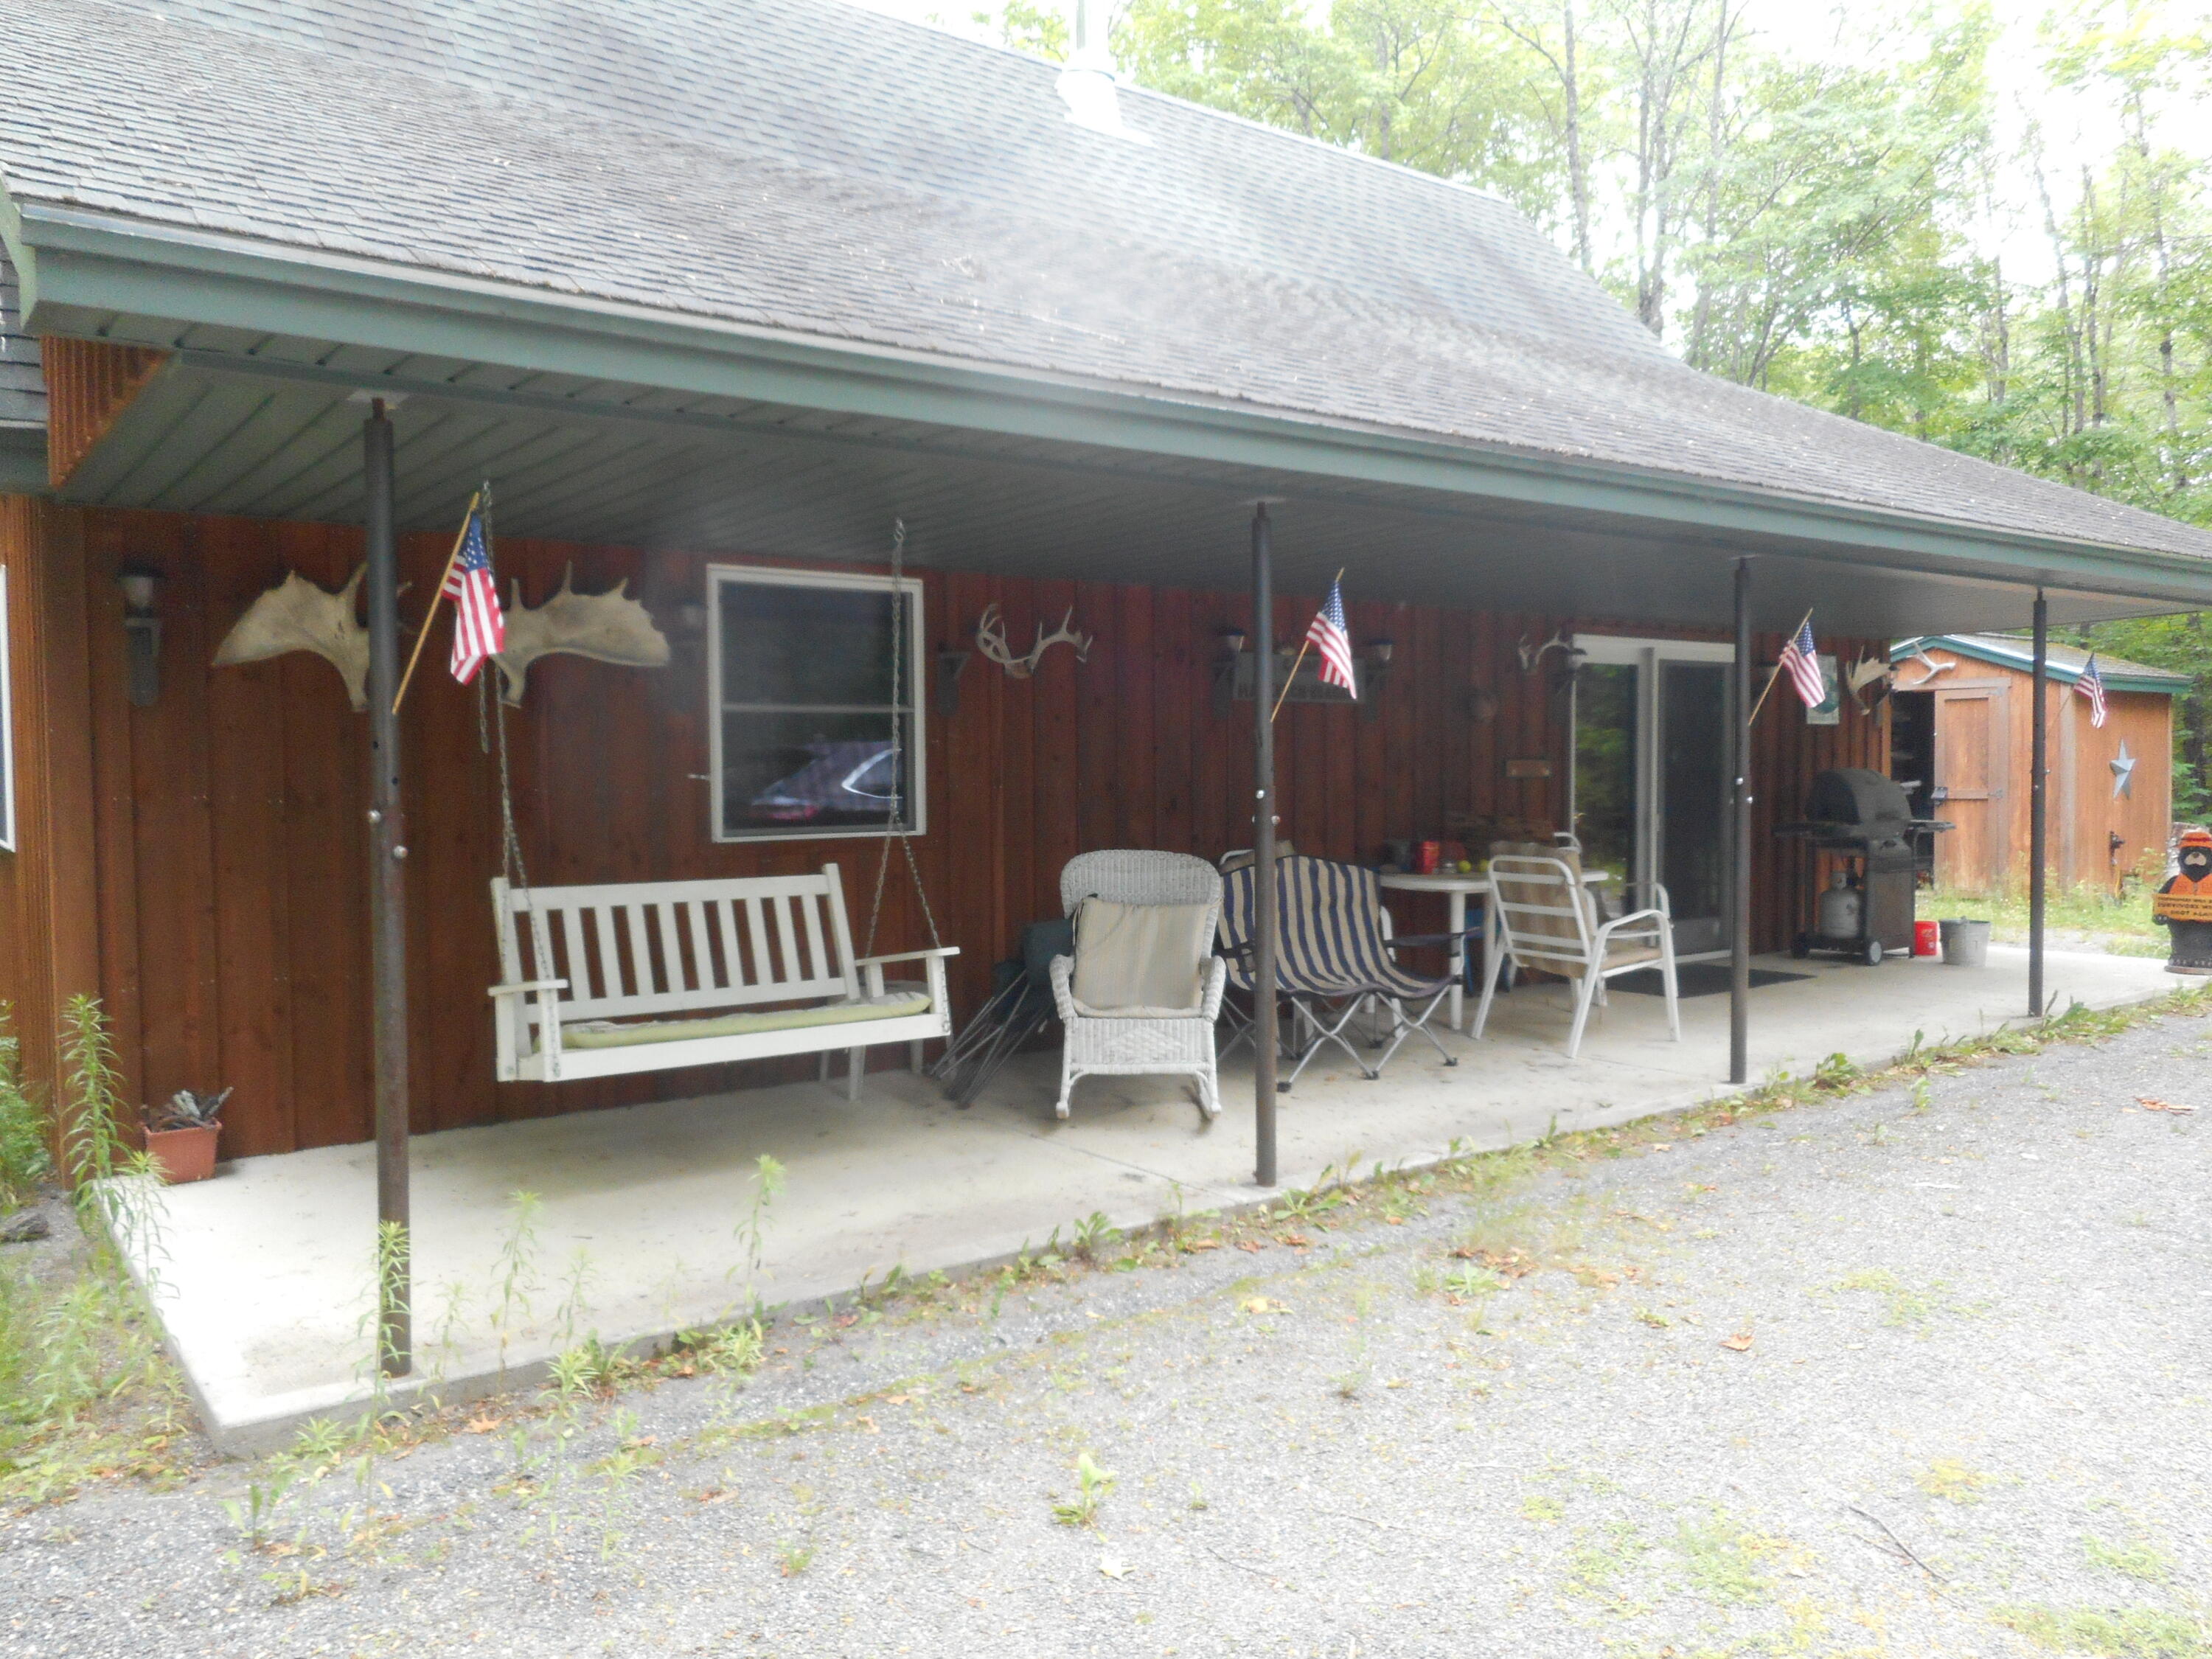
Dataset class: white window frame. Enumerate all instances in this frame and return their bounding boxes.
[0,565,15,852]
[706,562,927,844]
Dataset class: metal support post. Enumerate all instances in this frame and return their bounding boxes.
[364,403,411,1376]
[2030,588,2048,1018]
[1729,557,1753,1085]
[1251,504,1279,1189]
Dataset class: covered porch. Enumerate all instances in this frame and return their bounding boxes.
[10,127,2212,1448]
[148,942,2169,1449]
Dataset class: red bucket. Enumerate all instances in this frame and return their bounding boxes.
[1913,919,1940,959]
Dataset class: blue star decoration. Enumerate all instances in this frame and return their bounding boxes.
[2111,739,2137,799]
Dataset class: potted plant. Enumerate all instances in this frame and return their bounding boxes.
[144,1088,232,1184]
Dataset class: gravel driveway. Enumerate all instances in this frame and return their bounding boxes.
[6,1006,2210,1658]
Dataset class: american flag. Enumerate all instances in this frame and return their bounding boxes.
[2077,653,2109,728]
[442,508,504,684]
[1778,616,1826,708]
[1306,578,1357,698]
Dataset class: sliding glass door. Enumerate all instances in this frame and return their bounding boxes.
[1571,639,1735,960]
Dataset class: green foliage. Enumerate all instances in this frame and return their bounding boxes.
[0,998,187,1504]
[0,1010,51,1209]
[1050,1449,1117,1527]
[1991,1603,2208,1657]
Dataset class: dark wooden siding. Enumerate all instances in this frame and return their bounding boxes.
[41,338,167,490]
[7,501,1888,1157]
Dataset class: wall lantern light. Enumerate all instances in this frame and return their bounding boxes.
[935,644,973,719]
[1211,626,1248,717]
[117,566,163,707]
[1360,637,1395,723]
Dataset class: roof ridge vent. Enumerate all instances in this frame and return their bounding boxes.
[1057,0,1150,143]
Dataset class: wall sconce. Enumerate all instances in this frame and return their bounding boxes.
[935,644,973,718]
[1211,626,1246,717]
[117,566,163,707]
[1360,638,1394,723]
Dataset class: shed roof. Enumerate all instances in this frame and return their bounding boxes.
[4,0,2212,578]
[1892,633,2192,694]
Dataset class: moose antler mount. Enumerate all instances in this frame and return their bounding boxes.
[212,560,670,708]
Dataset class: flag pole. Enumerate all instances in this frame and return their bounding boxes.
[1270,566,1345,723]
[1746,605,1815,728]
[392,489,484,717]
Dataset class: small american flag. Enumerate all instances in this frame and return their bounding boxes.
[1778,616,1826,708]
[2078,653,2109,728]
[1306,578,1357,698]
[442,508,504,684]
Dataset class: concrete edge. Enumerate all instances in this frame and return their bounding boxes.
[187,959,2193,1457]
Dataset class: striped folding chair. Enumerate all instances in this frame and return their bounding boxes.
[1218,855,1473,1088]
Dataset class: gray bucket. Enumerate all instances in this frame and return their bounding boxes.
[1937,918,1990,967]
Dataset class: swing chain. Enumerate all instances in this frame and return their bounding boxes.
[863,519,942,959]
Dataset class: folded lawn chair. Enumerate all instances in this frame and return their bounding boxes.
[1219,855,1472,1089]
[1473,845,1680,1058]
[1049,851,1226,1121]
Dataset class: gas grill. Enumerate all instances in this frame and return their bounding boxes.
[1775,768,1950,964]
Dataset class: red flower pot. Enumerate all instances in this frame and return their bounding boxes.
[145,1123,220,1184]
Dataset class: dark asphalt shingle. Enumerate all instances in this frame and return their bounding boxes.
[1,0,2209,566]
[0,248,43,428]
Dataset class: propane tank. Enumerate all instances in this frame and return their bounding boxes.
[1818,869,1862,939]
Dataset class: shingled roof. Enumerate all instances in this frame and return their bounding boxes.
[0,248,42,431]
[4,0,2212,569]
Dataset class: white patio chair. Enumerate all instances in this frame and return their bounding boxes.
[1048,851,1227,1121]
[1472,847,1680,1058]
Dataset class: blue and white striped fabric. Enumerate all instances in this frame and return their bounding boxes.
[1220,856,1450,1000]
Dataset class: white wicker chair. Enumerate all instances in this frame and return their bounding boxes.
[1049,851,1226,1122]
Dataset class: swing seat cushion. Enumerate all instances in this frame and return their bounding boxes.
[563,987,932,1050]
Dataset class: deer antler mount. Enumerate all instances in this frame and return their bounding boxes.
[974,603,1093,680]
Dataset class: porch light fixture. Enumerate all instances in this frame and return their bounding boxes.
[1212,627,1247,717]
[936,644,973,719]
[117,566,163,707]
[1360,638,1394,723]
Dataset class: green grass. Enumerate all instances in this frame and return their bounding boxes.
[1992,1604,2207,1657]
[0,1014,52,1211]
[1931,885,2168,956]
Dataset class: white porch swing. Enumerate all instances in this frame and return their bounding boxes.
[486,523,958,1096]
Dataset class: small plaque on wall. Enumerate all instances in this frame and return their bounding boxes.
[1504,757,1552,779]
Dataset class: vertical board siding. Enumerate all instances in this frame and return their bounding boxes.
[41,338,169,490]
[1907,650,2176,891]
[27,504,1887,1155]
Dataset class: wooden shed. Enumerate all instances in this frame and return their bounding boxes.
[1889,635,2185,893]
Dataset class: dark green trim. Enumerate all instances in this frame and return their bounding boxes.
[15,200,2212,608]
[1892,633,2188,694]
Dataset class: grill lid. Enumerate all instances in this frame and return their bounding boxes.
[1806,768,1912,827]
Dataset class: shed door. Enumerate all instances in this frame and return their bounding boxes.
[1933,686,2010,889]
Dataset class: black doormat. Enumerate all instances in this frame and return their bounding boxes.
[1610,964,1812,998]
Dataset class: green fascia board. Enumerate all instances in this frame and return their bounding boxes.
[15,200,2212,608]
[1891,633,2188,694]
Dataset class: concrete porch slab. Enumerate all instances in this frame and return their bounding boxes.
[131,945,2174,1450]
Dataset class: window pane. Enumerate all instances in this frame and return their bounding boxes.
[718,580,905,708]
[721,710,917,836]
